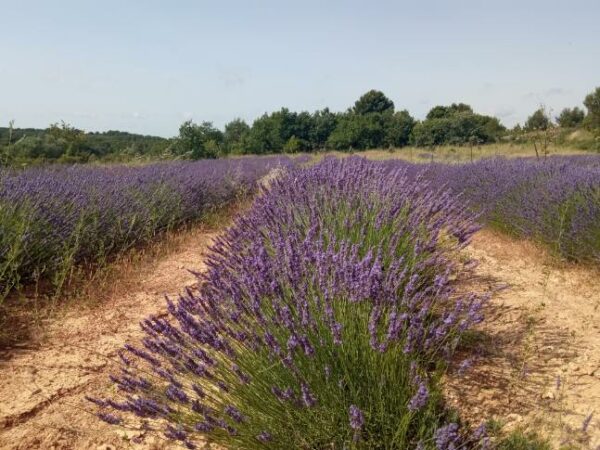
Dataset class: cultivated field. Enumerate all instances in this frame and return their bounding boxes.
[0,149,599,449]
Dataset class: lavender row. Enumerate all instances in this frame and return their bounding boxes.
[431,155,600,262]
[0,156,295,299]
[373,154,600,262]
[90,157,489,448]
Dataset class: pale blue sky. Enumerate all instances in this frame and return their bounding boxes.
[1,0,599,137]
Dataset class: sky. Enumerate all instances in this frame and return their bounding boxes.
[1,0,599,137]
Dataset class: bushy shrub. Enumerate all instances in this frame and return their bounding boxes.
[326,113,387,150]
[584,86,600,129]
[353,90,395,115]
[556,107,585,128]
[525,109,552,131]
[412,110,505,147]
[89,157,488,449]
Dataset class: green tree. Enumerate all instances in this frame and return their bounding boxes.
[383,110,416,147]
[246,113,283,154]
[175,120,223,159]
[353,90,394,115]
[47,121,90,160]
[246,108,315,154]
[310,108,338,150]
[426,103,473,120]
[327,113,386,150]
[291,111,314,149]
[525,108,551,131]
[412,112,505,147]
[556,107,585,128]
[411,119,450,147]
[223,118,250,154]
[583,87,600,129]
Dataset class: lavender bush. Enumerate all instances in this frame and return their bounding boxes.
[428,155,600,262]
[90,157,488,448]
[0,156,294,299]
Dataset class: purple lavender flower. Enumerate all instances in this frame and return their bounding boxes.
[97,412,122,425]
[435,423,460,450]
[408,381,429,412]
[472,423,487,440]
[165,424,188,441]
[195,421,215,432]
[257,431,273,442]
[224,405,245,423]
[301,383,317,407]
[166,384,189,404]
[349,405,365,430]
[457,358,473,376]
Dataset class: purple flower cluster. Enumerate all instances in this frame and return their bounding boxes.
[348,405,365,430]
[435,423,461,449]
[0,156,294,297]
[89,156,487,448]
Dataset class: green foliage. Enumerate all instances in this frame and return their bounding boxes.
[353,89,395,115]
[282,135,302,153]
[584,86,600,129]
[174,120,224,159]
[525,108,552,131]
[558,128,600,152]
[310,108,339,149]
[412,108,505,147]
[327,113,387,150]
[246,112,286,154]
[224,118,250,154]
[245,98,409,154]
[384,110,416,147]
[1,89,514,162]
[556,107,585,128]
[248,107,315,153]
[326,96,415,150]
[0,124,172,165]
[426,103,473,120]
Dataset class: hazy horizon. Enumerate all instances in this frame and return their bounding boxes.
[2,0,599,138]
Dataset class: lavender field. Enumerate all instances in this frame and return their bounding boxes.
[90,157,488,448]
[83,154,599,449]
[0,156,295,300]
[2,154,599,448]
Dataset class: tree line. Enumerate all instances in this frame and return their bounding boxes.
[520,87,600,131]
[172,90,507,159]
[2,87,600,164]
[0,124,171,165]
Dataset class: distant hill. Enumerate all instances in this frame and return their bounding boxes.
[0,126,173,164]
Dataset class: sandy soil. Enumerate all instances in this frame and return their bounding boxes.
[0,225,220,450]
[0,226,599,449]
[446,229,600,449]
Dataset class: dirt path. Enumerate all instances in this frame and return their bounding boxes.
[0,225,221,450]
[446,229,600,449]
